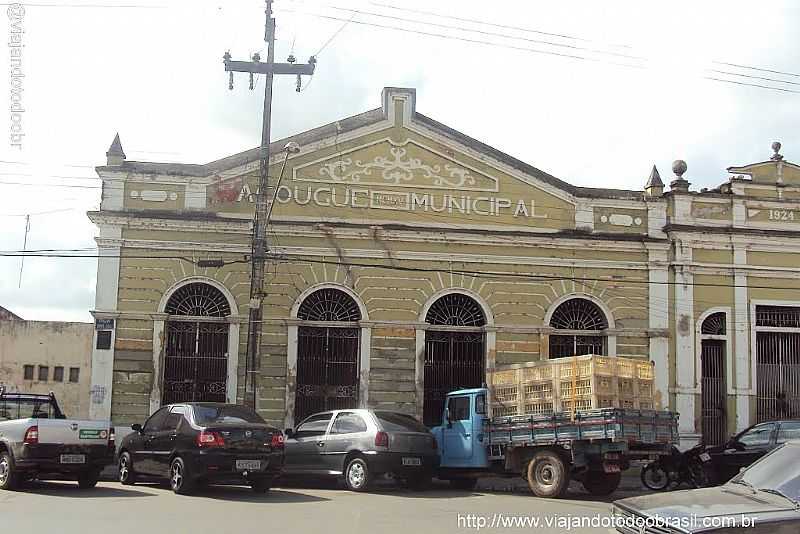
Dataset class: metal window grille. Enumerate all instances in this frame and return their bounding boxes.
[701,312,726,335]
[297,288,361,322]
[425,293,486,327]
[549,298,608,358]
[164,283,231,317]
[756,306,800,328]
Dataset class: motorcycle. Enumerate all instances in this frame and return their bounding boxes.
[641,444,713,491]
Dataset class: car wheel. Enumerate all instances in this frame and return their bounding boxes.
[251,478,271,493]
[77,471,99,490]
[344,457,371,492]
[169,457,194,495]
[581,471,621,496]
[0,452,19,491]
[526,450,569,498]
[449,478,478,491]
[118,452,137,486]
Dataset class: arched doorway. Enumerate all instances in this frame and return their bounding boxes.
[294,288,361,424]
[162,282,231,404]
[700,312,727,445]
[423,293,486,426]
[549,298,608,358]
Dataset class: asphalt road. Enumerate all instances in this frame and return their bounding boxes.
[0,478,642,534]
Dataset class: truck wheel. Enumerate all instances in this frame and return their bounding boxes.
[0,452,19,491]
[169,457,195,495]
[77,471,99,489]
[527,451,569,498]
[640,462,670,491]
[118,452,137,486]
[344,457,371,492]
[582,471,621,496]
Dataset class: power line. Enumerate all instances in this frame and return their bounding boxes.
[305,3,646,62]
[712,60,800,80]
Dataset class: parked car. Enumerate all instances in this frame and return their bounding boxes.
[118,403,284,495]
[0,388,114,490]
[614,440,800,533]
[283,409,439,491]
[703,419,800,484]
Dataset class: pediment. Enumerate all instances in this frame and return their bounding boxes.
[291,138,499,193]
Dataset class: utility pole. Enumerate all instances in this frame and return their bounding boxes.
[223,0,316,410]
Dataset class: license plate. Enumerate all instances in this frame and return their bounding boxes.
[60,454,85,464]
[699,452,711,462]
[402,457,421,466]
[235,460,261,471]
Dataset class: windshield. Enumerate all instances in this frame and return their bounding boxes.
[0,398,59,421]
[193,405,265,425]
[730,442,800,501]
[374,412,429,433]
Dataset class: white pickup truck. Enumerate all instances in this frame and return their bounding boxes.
[0,387,115,490]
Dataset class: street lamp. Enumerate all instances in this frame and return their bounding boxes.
[266,141,301,223]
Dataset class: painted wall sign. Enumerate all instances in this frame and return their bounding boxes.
[95,318,115,330]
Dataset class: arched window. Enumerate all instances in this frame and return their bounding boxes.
[423,292,487,426]
[295,287,361,424]
[297,288,361,321]
[700,311,728,445]
[549,298,608,358]
[701,312,726,335]
[425,293,486,327]
[165,282,231,317]
[162,282,232,404]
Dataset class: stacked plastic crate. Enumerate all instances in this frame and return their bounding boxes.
[488,355,656,417]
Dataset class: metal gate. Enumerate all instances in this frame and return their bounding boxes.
[756,332,800,421]
[550,335,604,358]
[700,339,726,445]
[295,326,360,424]
[162,321,229,404]
[423,330,485,427]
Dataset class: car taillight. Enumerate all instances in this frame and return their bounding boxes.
[108,427,115,447]
[24,425,38,445]
[270,433,285,449]
[196,430,225,448]
[375,431,389,448]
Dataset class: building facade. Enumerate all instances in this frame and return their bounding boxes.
[88,88,800,447]
[0,319,93,419]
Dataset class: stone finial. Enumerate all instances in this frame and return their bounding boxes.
[644,165,664,197]
[771,141,784,161]
[106,133,126,166]
[670,159,690,192]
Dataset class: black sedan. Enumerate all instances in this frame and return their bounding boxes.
[118,403,284,494]
[705,419,800,484]
[614,440,800,533]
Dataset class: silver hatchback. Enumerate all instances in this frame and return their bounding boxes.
[283,409,440,491]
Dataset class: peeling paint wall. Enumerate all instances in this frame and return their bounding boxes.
[0,321,92,418]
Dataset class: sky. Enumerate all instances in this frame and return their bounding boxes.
[1,0,799,322]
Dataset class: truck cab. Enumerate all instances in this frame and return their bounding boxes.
[430,388,489,470]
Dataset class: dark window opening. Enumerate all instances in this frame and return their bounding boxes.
[96,330,112,350]
[23,365,34,380]
[38,366,49,382]
[53,366,64,382]
[69,367,80,383]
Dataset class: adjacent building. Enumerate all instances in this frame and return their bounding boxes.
[88,87,800,447]
[0,315,93,419]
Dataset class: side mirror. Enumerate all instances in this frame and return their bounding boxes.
[731,441,746,451]
[131,423,143,433]
[284,428,293,438]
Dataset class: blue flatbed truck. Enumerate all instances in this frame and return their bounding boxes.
[430,387,678,498]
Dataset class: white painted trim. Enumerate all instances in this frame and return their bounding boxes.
[150,277,240,414]
[89,225,121,422]
[648,248,669,410]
